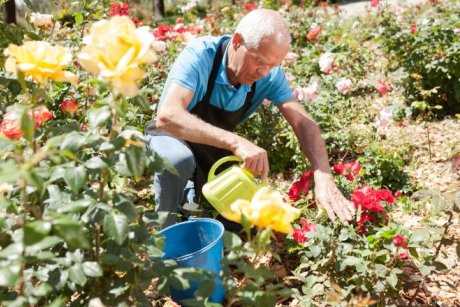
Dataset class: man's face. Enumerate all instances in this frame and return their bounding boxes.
[231,34,289,85]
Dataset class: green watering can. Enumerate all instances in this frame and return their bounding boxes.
[202,156,261,222]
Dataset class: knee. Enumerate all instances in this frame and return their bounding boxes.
[170,152,196,179]
[147,135,196,179]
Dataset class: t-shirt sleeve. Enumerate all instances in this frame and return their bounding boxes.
[266,67,295,105]
[167,45,202,93]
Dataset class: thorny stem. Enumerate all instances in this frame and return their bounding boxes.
[408,211,453,306]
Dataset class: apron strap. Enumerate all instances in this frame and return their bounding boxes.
[201,37,230,105]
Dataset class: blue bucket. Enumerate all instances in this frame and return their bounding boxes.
[159,218,225,303]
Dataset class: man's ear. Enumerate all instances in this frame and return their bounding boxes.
[232,33,245,50]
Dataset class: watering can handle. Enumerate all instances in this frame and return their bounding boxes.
[208,155,242,182]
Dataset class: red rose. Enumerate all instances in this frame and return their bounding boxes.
[393,234,408,249]
[352,187,385,213]
[293,218,316,244]
[332,162,345,175]
[32,106,53,128]
[307,25,321,42]
[375,188,395,204]
[356,213,375,234]
[153,24,173,41]
[288,170,313,201]
[293,228,307,243]
[243,2,257,12]
[0,116,22,140]
[332,161,361,181]
[109,2,129,16]
[370,0,379,7]
[398,250,409,260]
[411,23,417,34]
[60,98,78,114]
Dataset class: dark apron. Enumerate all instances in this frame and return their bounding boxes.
[187,37,256,200]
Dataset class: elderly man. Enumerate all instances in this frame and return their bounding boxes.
[146,9,355,228]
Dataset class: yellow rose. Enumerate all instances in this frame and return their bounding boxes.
[4,41,77,85]
[230,187,301,234]
[77,16,156,97]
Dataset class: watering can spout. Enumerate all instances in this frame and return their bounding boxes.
[202,155,260,222]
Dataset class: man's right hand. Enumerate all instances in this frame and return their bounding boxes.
[233,138,269,179]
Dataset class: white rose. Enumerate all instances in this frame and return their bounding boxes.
[319,52,334,74]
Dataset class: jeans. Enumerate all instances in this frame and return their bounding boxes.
[147,134,197,228]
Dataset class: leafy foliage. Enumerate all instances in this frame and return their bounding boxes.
[379,3,460,117]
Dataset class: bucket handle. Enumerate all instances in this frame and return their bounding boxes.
[208,155,242,182]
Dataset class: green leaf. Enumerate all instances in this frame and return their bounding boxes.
[57,198,94,214]
[0,243,23,258]
[74,12,84,25]
[256,228,272,248]
[20,109,34,142]
[60,132,86,151]
[31,283,52,297]
[52,216,90,250]
[419,264,433,276]
[125,146,145,177]
[82,261,103,277]
[104,211,129,245]
[339,256,361,271]
[0,160,21,183]
[63,166,87,194]
[0,262,21,287]
[0,137,15,153]
[309,245,321,258]
[374,264,388,278]
[149,151,179,176]
[88,106,111,128]
[25,236,62,255]
[386,272,398,289]
[46,296,66,307]
[114,194,137,222]
[69,264,87,286]
[109,285,130,297]
[23,220,52,246]
[411,228,430,243]
[85,156,108,170]
[433,261,448,271]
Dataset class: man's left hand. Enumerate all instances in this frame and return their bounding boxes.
[313,171,355,222]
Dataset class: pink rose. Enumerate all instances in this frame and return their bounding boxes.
[294,80,320,103]
[376,80,392,96]
[307,25,321,42]
[336,78,352,95]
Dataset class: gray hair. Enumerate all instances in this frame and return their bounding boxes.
[234,9,291,49]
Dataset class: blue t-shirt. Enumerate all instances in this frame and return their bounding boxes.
[159,35,294,122]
